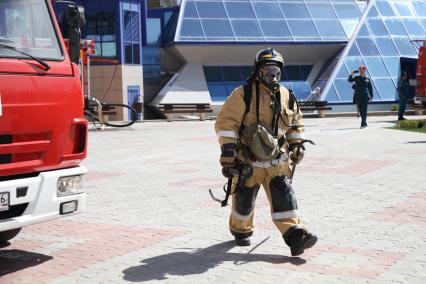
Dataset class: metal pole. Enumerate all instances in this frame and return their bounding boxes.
[87,55,91,101]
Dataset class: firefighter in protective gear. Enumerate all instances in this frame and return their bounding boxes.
[215,48,317,256]
[348,66,373,129]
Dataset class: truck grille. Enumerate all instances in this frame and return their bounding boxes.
[0,132,50,169]
[0,203,29,220]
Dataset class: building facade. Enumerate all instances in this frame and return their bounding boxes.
[150,0,426,114]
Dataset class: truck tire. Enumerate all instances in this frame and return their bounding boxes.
[0,228,21,244]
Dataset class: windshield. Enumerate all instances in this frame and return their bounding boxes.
[0,0,63,60]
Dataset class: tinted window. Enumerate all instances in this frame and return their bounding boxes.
[196,1,226,19]
[367,19,388,36]
[333,79,353,101]
[340,20,358,37]
[393,37,417,56]
[374,78,397,101]
[280,2,310,19]
[252,2,282,19]
[401,19,425,38]
[376,1,396,17]
[183,1,197,18]
[224,2,255,19]
[306,3,337,19]
[259,20,292,38]
[202,19,233,38]
[356,37,380,56]
[222,66,241,81]
[384,19,408,36]
[231,20,262,38]
[314,20,347,39]
[333,3,361,19]
[374,37,399,57]
[412,0,426,17]
[363,57,389,78]
[204,66,223,82]
[287,20,319,38]
[180,19,204,37]
[326,85,341,102]
[382,57,400,78]
[391,1,413,17]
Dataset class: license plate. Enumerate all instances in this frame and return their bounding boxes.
[0,192,10,212]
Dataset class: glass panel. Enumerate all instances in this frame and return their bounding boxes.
[259,20,292,38]
[401,19,425,38]
[131,11,140,42]
[101,42,116,57]
[412,0,426,17]
[358,24,370,37]
[384,19,407,36]
[224,2,255,19]
[133,44,140,64]
[421,19,426,32]
[374,78,397,101]
[363,57,389,78]
[314,20,347,39]
[183,1,197,18]
[290,81,311,99]
[252,2,282,19]
[341,21,358,38]
[146,18,161,46]
[287,20,319,38]
[306,3,337,19]
[345,57,365,74]
[196,1,226,19]
[333,3,361,19]
[225,82,241,94]
[240,66,254,80]
[356,37,380,56]
[326,85,341,102]
[300,65,313,79]
[202,19,233,38]
[374,37,399,57]
[391,1,413,17]
[285,66,303,81]
[367,19,388,36]
[382,57,400,78]
[204,66,223,82]
[393,37,417,57]
[347,43,361,57]
[123,10,132,42]
[231,20,263,38]
[280,2,310,19]
[367,5,379,18]
[334,79,353,101]
[376,1,396,17]
[222,67,241,81]
[124,43,132,64]
[180,19,204,37]
[208,83,228,102]
[336,63,349,79]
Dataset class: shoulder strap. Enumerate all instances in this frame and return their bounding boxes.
[243,83,252,116]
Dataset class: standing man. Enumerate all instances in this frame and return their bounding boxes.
[398,71,409,121]
[348,66,373,129]
[215,48,317,256]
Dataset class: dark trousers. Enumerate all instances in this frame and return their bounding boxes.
[398,95,407,119]
[356,95,369,127]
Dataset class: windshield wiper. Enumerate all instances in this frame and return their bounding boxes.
[0,43,51,71]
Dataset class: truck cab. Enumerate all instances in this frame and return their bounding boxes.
[0,0,87,243]
[415,41,426,105]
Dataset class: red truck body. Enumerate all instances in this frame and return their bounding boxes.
[0,0,87,243]
[415,42,426,103]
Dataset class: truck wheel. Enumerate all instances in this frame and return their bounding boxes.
[0,228,22,244]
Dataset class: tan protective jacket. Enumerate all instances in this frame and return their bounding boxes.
[215,82,305,162]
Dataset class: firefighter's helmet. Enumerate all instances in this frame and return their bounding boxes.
[255,48,284,71]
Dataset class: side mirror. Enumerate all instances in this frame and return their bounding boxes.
[67,5,85,64]
[67,5,85,28]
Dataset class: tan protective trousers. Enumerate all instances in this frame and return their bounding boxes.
[229,162,302,238]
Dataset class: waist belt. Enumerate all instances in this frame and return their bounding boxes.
[250,153,288,168]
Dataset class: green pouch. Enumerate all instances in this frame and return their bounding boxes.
[241,124,280,162]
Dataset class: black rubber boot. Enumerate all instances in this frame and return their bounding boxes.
[283,225,317,256]
[235,236,251,246]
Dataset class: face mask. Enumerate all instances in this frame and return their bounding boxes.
[259,65,281,90]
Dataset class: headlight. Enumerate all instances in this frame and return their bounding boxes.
[57,175,85,197]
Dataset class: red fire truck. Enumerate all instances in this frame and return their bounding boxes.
[415,40,426,106]
[0,0,87,243]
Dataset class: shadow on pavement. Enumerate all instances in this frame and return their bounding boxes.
[404,141,426,144]
[0,248,52,276]
[122,240,306,282]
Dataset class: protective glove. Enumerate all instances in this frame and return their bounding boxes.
[220,143,237,167]
[290,148,304,165]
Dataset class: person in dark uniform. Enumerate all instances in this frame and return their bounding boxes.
[397,71,409,121]
[348,66,373,129]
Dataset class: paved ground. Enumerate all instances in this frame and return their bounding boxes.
[1,115,426,284]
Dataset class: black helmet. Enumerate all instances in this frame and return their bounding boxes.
[255,48,284,72]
